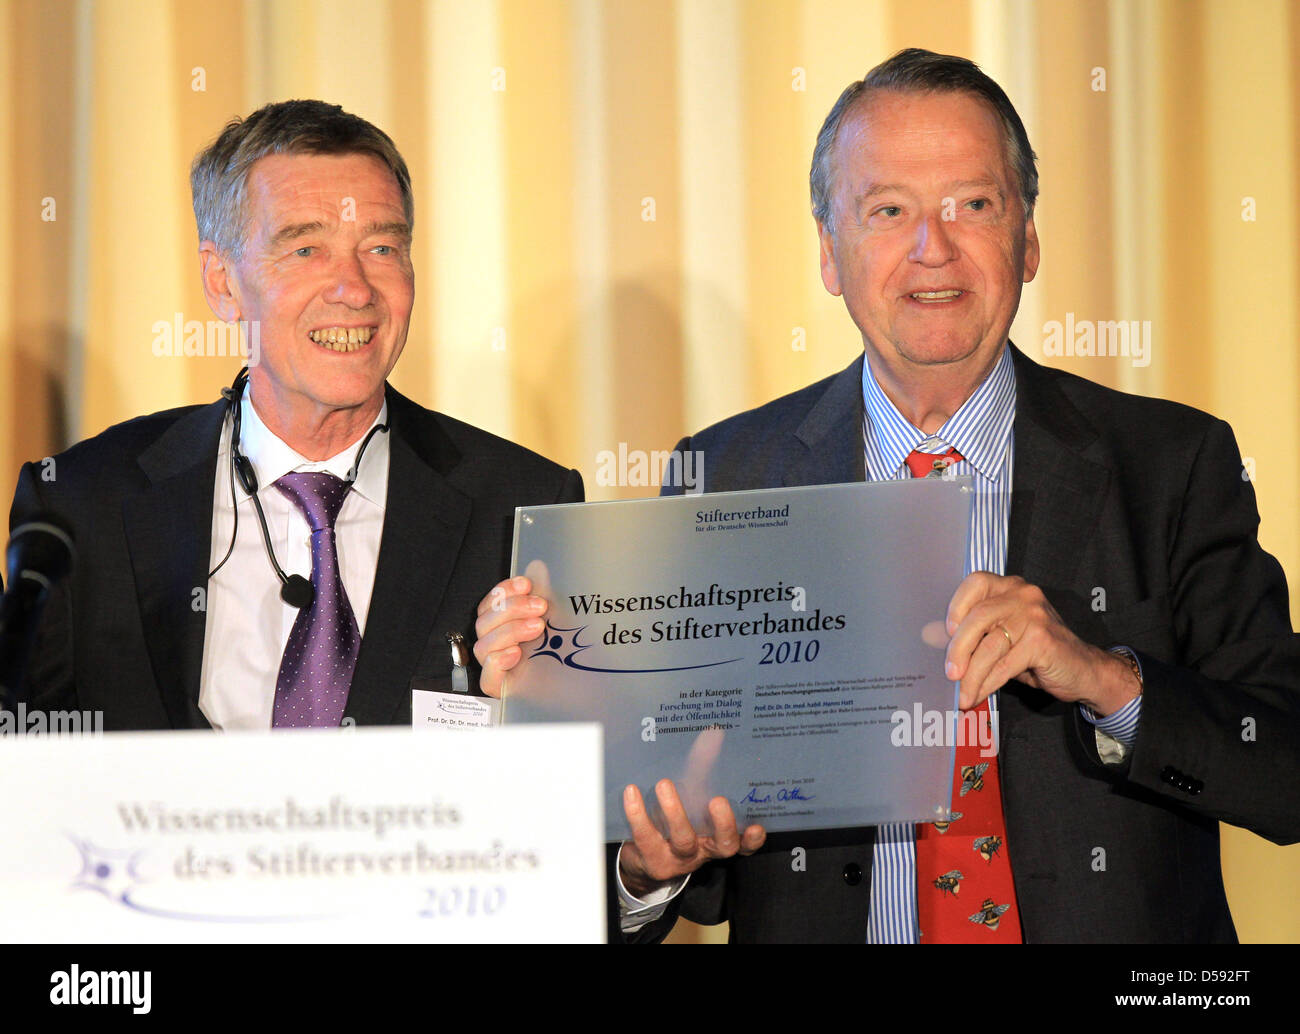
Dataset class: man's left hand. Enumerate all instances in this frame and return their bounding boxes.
[944,572,1141,717]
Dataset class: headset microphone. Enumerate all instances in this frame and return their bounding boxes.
[208,368,387,611]
[280,574,315,609]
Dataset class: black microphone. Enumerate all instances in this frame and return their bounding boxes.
[281,574,314,609]
[0,517,75,708]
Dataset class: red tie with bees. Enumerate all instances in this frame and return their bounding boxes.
[906,446,1023,943]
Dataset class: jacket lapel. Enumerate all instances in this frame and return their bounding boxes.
[1005,347,1110,590]
[122,401,227,730]
[785,354,868,486]
[344,387,472,726]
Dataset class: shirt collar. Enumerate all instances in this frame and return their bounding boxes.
[861,343,1017,482]
[237,391,390,509]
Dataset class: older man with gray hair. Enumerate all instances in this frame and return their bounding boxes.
[11,99,581,732]
[477,48,1299,943]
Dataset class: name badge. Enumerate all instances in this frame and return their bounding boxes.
[412,689,498,730]
[411,632,500,729]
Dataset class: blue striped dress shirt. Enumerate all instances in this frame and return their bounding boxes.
[860,344,1142,943]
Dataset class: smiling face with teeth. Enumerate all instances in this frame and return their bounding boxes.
[199,151,414,457]
[817,90,1039,421]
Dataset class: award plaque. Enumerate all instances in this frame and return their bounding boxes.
[502,479,974,840]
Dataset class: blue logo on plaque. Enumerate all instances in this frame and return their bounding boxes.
[529,620,739,674]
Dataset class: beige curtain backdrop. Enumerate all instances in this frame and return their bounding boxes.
[2,0,1297,943]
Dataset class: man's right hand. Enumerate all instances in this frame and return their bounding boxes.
[474,577,767,898]
[619,779,766,899]
[472,575,548,698]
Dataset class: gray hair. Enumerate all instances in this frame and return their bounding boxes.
[810,48,1038,233]
[191,99,414,258]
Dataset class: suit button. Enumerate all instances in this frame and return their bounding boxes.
[842,862,863,886]
[1188,778,1204,796]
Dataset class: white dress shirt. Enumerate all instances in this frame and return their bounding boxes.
[198,392,390,730]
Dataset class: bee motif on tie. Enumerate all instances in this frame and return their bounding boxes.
[932,811,964,833]
[933,870,964,897]
[959,763,989,797]
[969,898,1011,930]
[973,834,1003,863]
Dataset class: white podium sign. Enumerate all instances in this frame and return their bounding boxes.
[0,725,604,943]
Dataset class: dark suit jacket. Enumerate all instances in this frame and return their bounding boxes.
[639,345,1300,943]
[8,383,583,729]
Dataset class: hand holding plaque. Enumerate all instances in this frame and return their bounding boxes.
[474,574,550,698]
[618,732,767,896]
[475,576,766,889]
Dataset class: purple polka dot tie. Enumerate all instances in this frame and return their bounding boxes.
[272,472,359,728]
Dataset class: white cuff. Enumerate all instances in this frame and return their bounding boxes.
[615,842,690,933]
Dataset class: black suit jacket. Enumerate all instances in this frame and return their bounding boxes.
[640,345,1299,943]
[9,384,583,729]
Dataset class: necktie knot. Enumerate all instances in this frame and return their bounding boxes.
[275,471,351,532]
[905,445,963,480]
